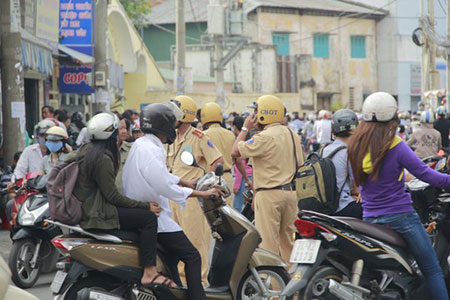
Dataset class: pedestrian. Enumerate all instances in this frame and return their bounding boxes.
[348,92,450,300]
[232,95,303,262]
[313,110,332,146]
[71,112,166,287]
[167,95,224,283]
[407,110,442,159]
[201,102,235,206]
[231,116,252,212]
[41,105,54,119]
[123,103,222,299]
[433,106,450,152]
[323,109,362,218]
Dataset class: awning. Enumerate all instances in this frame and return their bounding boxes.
[58,45,94,64]
[20,29,53,76]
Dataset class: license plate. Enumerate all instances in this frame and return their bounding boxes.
[290,239,321,264]
[50,270,67,293]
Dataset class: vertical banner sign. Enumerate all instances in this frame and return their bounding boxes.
[36,0,60,43]
[410,64,421,95]
[59,0,94,56]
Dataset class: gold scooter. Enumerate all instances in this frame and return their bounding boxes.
[0,256,39,300]
[48,152,292,300]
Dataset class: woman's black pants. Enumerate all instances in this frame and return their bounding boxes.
[117,207,158,267]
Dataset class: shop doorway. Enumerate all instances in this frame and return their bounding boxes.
[24,79,39,137]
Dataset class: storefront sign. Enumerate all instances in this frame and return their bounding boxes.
[59,0,94,56]
[36,0,60,43]
[59,65,93,94]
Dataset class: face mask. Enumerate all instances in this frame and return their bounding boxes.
[45,141,63,153]
[36,136,46,146]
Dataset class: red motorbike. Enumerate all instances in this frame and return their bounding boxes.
[9,172,40,228]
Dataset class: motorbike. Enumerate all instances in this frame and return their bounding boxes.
[281,159,450,300]
[8,176,62,289]
[0,167,14,230]
[48,151,291,300]
[0,256,38,300]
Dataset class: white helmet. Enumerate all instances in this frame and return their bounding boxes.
[318,110,332,120]
[362,92,398,122]
[87,113,119,140]
[420,110,435,123]
[34,119,57,135]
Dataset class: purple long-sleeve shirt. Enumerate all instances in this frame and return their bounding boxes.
[361,140,450,217]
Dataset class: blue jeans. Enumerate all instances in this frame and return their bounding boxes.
[364,211,448,300]
[233,176,251,212]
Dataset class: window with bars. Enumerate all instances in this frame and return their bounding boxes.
[313,34,329,58]
[351,36,366,59]
[272,32,290,56]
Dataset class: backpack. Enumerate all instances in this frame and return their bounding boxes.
[296,146,347,214]
[47,159,82,225]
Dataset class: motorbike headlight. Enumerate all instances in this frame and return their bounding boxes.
[18,204,35,226]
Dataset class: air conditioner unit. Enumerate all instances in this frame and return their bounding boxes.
[95,71,106,86]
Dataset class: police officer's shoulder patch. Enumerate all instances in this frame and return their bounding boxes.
[207,140,215,148]
[192,128,205,138]
[246,139,254,144]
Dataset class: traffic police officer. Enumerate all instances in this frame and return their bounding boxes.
[201,102,235,206]
[231,95,303,262]
[167,95,224,283]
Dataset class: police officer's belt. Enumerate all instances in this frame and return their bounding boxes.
[224,169,231,173]
[256,182,296,192]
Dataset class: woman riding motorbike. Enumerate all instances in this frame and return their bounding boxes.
[71,113,170,287]
[348,92,450,300]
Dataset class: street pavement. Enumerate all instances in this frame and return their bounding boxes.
[0,229,54,299]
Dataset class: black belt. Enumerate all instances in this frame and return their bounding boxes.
[224,169,231,173]
[256,182,296,192]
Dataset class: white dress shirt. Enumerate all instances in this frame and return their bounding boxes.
[313,119,332,145]
[14,144,45,179]
[122,134,193,233]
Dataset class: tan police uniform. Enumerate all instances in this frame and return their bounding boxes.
[204,123,235,206]
[167,126,222,283]
[238,123,303,262]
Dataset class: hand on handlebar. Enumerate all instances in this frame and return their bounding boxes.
[204,188,224,199]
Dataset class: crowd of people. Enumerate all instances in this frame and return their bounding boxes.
[2,92,450,300]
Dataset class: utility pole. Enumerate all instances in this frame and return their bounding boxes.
[0,0,26,166]
[428,0,440,100]
[175,0,186,95]
[447,0,450,111]
[94,0,109,112]
[215,37,225,108]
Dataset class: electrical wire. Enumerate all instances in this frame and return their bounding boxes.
[187,0,204,34]
[149,22,201,42]
[286,0,397,44]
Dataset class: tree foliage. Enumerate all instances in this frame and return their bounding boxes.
[119,0,151,28]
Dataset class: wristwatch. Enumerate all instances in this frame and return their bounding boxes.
[241,126,249,132]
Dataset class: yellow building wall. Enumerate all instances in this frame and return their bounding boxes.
[255,12,379,111]
[125,92,303,114]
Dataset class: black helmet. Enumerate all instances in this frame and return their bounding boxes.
[140,103,177,144]
[331,109,358,134]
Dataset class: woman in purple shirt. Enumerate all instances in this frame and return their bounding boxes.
[348,92,450,300]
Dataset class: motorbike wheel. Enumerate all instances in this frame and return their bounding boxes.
[300,266,343,300]
[8,238,41,289]
[236,266,292,300]
[64,274,117,300]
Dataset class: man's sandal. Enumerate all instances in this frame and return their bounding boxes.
[143,274,177,288]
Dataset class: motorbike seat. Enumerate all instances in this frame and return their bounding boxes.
[88,229,140,242]
[335,217,408,249]
[204,286,229,294]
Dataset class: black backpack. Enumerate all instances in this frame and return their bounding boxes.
[295,145,347,214]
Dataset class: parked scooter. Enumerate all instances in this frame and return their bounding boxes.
[8,176,62,289]
[48,152,291,300]
[0,256,38,300]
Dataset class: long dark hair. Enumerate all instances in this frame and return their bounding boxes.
[80,130,120,181]
[348,118,398,186]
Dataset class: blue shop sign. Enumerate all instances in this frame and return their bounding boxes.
[59,65,94,94]
[59,0,94,56]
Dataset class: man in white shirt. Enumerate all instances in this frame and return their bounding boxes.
[14,119,56,179]
[313,110,332,145]
[122,103,220,300]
